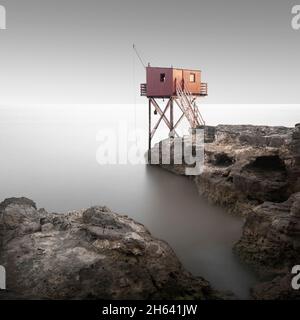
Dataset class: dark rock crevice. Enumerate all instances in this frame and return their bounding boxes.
[211,152,235,167]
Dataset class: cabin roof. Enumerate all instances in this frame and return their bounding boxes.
[146,66,202,72]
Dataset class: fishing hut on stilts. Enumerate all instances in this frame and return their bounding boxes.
[133,45,208,163]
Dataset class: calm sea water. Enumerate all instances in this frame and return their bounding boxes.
[0,105,259,298]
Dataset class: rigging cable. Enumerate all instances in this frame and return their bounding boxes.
[132,44,147,147]
[132,44,138,146]
[133,44,146,69]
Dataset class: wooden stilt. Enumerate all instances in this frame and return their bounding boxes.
[170,98,174,137]
[148,98,151,163]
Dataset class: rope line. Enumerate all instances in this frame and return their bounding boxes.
[132,45,138,146]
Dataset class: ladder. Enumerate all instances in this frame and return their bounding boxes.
[176,82,205,128]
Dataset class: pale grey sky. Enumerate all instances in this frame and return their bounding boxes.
[0,0,299,104]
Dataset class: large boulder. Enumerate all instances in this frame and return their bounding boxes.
[0,197,219,300]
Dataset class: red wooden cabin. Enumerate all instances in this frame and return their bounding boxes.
[141,66,207,98]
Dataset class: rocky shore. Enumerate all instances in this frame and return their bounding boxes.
[0,197,220,300]
[151,124,300,299]
[1,124,299,300]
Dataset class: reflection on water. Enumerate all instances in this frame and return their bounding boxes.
[0,105,258,299]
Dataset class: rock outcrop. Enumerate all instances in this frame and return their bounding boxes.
[0,197,219,300]
[198,125,297,214]
[235,193,300,275]
[156,125,296,214]
[234,192,300,299]
[151,124,300,299]
[291,124,300,192]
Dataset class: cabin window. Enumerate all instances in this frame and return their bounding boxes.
[160,73,166,82]
[189,73,196,83]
